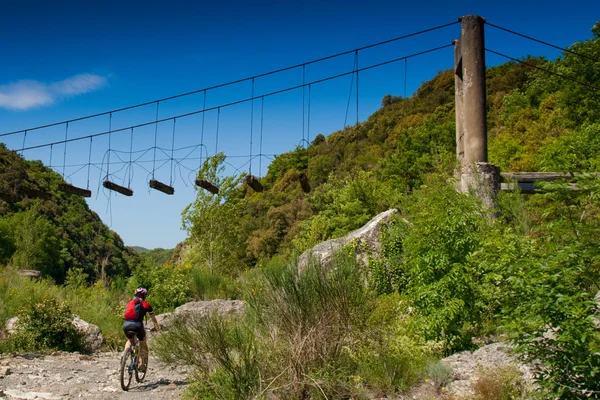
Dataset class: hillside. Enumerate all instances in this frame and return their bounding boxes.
[0,144,138,283]
[0,25,598,400]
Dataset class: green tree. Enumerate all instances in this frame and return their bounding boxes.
[182,153,245,275]
[10,205,61,280]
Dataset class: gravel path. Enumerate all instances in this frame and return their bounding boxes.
[0,352,188,400]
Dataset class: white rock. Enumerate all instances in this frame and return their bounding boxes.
[3,389,64,399]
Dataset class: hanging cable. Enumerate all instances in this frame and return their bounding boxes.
[215,107,221,154]
[49,144,53,168]
[404,58,408,98]
[259,96,264,178]
[1,21,459,139]
[170,118,176,186]
[486,48,600,95]
[302,65,306,146]
[128,127,134,187]
[152,101,160,179]
[344,52,357,127]
[16,44,454,153]
[62,122,69,178]
[249,79,255,175]
[87,137,93,190]
[21,131,27,156]
[486,22,600,64]
[106,113,112,180]
[200,90,207,169]
[307,84,312,145]
[356,50,359,127]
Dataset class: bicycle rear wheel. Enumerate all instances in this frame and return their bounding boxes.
[135,353,147,382]
[119,348,134,391]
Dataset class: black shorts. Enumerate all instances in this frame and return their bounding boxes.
[123,320,146,341]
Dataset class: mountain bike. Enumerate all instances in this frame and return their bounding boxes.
[119,330,148,391]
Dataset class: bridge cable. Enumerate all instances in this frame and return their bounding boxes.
[20,131,27,156]
[302,65,306,146]
[404,59,408,97]
[87,137,93,190]
[128,127,134,188]
[62,122,69,178]
[486,22,600,64]
[152,102,160,180]
[16,44,454,153]
[486,48,600,96]
[344,52,358,127]
[200,90,207,169]
[215,107,221,154]
[356,50,359,127]
[250,78,255,175]
[259,96,264,178]
[106,113,112,180]
[0,21,459,138]
[170,118,176,186]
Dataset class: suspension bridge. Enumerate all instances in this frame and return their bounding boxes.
[0,15,595,203]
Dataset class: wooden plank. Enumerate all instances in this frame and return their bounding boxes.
[244,174,263,192]
[102,180,133,196]
[149,179,175,195]
[58,183,92,198]
[500,172,600,183]
[195,179,219,195]
[501,182,580,193]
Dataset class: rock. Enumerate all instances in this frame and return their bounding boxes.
[297,209,398,273]
[441,342,534,398]
[3,317,103,353]
[71,317,103,352]
[154,300,246,332]
[594,291,600,329]
[0,366,10,376]
[4,317,19,335]
[4,389,64,399]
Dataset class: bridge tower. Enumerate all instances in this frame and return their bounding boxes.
[454,15,500,208]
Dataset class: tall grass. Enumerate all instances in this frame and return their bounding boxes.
[154,252,433,399]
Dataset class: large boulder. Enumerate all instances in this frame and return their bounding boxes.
[71,316,104,352]
[297,209,398,273]
[154,299,246,332]
[2,316,104,352]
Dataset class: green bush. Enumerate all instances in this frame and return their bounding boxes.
[154,314,260,400]
[2,298,84,353]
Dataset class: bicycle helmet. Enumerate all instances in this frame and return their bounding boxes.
[134,287,148,299]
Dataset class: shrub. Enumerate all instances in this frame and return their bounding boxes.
[471,365,533,400]
[153,313,260,400]
[2,298,84,352]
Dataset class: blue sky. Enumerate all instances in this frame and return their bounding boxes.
[0,0,598,249]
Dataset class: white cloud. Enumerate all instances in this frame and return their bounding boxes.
[0,73,108,111]
[51,73,107,96]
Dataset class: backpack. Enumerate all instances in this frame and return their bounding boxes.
[123,298,144,321]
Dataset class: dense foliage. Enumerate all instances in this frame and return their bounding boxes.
[0,144,138,283]
[1,24,599,399]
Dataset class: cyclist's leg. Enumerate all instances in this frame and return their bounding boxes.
[137,327,148,370]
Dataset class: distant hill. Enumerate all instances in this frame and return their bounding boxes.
[131,246,150,254]
[0,144,139,283]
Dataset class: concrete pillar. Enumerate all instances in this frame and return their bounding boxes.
[455,15,500,209]
[460,15,487,164]
[454,39,464,163]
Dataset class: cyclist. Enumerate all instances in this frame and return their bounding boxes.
[122,287,159,372]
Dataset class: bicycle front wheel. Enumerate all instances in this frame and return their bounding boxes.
[119,348,134,391]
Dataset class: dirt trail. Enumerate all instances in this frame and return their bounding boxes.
[0,352,188,400]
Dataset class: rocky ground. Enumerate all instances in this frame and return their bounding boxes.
[0,352,188,400]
